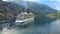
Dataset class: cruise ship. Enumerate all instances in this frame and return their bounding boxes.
[15,12,34,25]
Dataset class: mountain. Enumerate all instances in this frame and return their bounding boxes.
[15,1,57,14]
[0,1,24,16]
[25,2,57,14]
[0,0,25,22]
[0,1,57,15]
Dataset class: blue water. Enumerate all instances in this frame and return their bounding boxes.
[0,18,60,34]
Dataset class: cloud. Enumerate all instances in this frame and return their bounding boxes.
[23,0,37,2]
[54,2,60,10]
[57,0,60,2]
[3,0,13,1]
[50,0,54,1]
[50,0,60,2]
[56,4,60,10]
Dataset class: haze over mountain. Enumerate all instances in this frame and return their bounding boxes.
[0,0,57,15]
[16,1,57,14]
[25,2,57,14]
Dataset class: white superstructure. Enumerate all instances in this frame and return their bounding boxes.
[15,12,34,25]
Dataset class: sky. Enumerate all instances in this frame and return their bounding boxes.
[3,0,60,10]
[37,0,60,10]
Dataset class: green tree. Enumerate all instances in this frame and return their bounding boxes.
[55,10,60,19]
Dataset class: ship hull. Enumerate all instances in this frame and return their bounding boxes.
[15,17,34,26]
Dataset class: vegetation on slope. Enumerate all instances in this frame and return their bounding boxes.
[55,10,60,19]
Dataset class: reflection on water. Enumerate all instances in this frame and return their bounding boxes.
[0,19,60,34]
[49,20,60,34]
